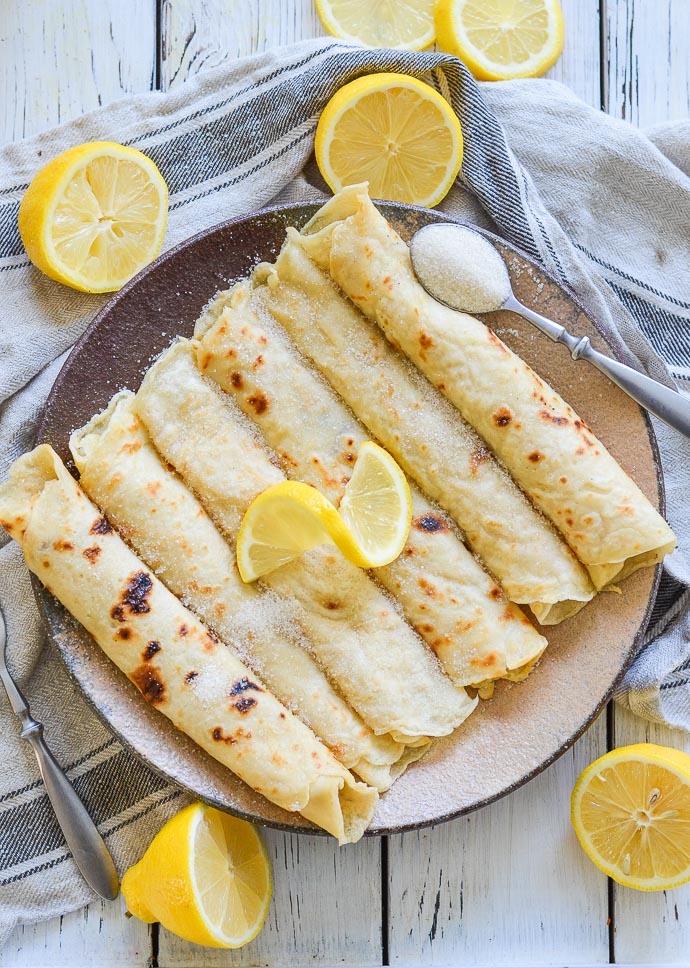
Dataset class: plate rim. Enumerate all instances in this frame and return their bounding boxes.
[33,198,665,837]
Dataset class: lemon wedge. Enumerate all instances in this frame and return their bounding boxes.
[314,0,436,50]
[435,0,565,81]
[122,803,272,948]
[18,141,168,293]
[315,73,463,207]
[236,441,412,582]
[571,744,690,892]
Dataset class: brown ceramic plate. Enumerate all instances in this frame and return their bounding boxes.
[34,202,663,836]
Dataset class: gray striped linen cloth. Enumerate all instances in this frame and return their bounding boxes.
[1,38,689,941]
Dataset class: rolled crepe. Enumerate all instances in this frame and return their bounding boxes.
[0,445,377,844]
[299,186,676,589]
[255,235,594,625]
[194,282,547,689]
[133,340,477,743]
[70,391,418,792]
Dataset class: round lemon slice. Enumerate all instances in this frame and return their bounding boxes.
[571,744,690,892]
[314,0,436,50]
[18,141,168,293]
[122,803,272,948]
[236,441,412,582]
[435,0,564,81]
[315,73,464,208]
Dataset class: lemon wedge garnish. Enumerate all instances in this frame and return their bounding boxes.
[571,744,690,892]
[122,803,272,948]
[18,141,168,293]
[236,441,412,582]
[435,0,564,81]
[314,0,436,50]
[315,73,463,208]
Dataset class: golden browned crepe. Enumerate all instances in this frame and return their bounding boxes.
[194,281,547,688]
[0,445,378,843]
[70,391,422,791]
[133,340,477,744]
[298,185,676,590]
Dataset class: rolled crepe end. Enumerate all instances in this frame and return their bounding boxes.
[70,390,136,474]
[299,773,378,845]
[0,444,64,541]
[531,598,589,626]
[302,183,368,237]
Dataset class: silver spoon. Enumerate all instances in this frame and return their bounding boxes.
[410,222,690,440]
[0,602,119,900]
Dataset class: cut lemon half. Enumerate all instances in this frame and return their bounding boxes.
[122,803,272,948]
[315,0,436,50]
[18,141,168,293]
[236,441,412,581]
[315,73,463,207]
[571,744,690,892]
[435,0,564,81]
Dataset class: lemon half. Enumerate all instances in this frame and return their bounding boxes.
[315,0,436,50]
[19,141,168,293]
[571,744,690,892]
[435,0,565,81]
[122,803,272,948]
[315,73,463,208]
[236,441,412,582]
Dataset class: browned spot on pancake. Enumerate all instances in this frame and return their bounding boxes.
[199,351,212,371]
[111,572,153,622]
[212,726,236,745]
[528,451,544,463]
[343,451,355,463]
[576,447,585,456]
[90,516,112,535]
[178,623,189,636]
[472,652,498,669]
[146,481,161,497]
[540,409,569,425]
[258,334,268,346]
[419,331,433,351]
[143,640,161,661]
[488,586,502,600]
[122,440,142,454]
[419,623,434,634]
[53,539,74,552]
[42,561,50,568]
[621,505,635,516]
[383,275,392,286]
[325,601,340,610]
[83,545,101,563]
[233,696,257,714]
[279,711,286,719]
[560,476,568,484]
[404,547,415,556]
[230,371,243,388]
[437,382,446,391]
[418,578,438,599]
[493,406,512,428]
[566,517,574,526]
[254,354,264,368]
[165,461,176,473]
[204,631,219,653]
[346,438,355,447]
[487,330,510,354]
[116,627,132,640]
[469,444,490,474]
[185,670,198,684]
[413,514,447,534]
[224,347,237,359]
[131,665,165,705]
[229,677,262,696]
[248,391,269,415]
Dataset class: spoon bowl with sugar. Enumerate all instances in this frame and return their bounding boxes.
[410,222,690,440]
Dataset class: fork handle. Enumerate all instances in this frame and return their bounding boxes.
[21,718,119,900]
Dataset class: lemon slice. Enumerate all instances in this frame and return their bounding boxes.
[236,441,412,581]
[18,141,168,293]
[122,803,271,948]
[571,744,690,892]
[314,0,436,50]
[315,73,464,207]
[435,0,565,81]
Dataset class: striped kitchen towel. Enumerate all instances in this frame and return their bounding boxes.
[1,37,689,942]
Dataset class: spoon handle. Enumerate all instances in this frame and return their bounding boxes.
[510,297,690,440]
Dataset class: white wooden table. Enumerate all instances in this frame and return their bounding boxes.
[2,2,690,965]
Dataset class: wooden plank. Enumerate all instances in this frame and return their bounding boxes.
[603,0,690,126]
[159,0,326,90]
[611,707,690,964]
[0,0,156,144]
[0,900,151,968]
[157,829,382,967]
[546,0,602,108]
[387,717,610,966]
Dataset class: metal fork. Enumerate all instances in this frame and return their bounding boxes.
[0,602,119,899]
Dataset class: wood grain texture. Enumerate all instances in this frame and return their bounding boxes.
[611,707,690,965]
[156,830,382,967]
[387,718,610,966]
[0,0,156,144]
[0,899,151,968]
[547,0,602,108]
[603,0,690,125]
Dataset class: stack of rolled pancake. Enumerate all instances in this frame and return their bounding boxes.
[0,186,675,844]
